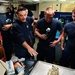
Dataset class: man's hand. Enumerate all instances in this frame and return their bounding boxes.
[22,41,38,56]
[28,47,38,56]
[35,28,48,40]
[2,24,12,31]
[49,40,58,47]
[60,45,64,50]
[40,34,48,40]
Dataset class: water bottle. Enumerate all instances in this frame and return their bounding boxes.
[6,60,15,75]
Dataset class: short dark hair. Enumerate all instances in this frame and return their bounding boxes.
[14,7,17,10]
[6,7,11,10]
[16,7,26,14]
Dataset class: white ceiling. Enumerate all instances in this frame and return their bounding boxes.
[18,0,75,4]
[18,0,75,2]
[0,0,75,4]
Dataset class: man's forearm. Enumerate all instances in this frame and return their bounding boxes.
[61,36,65,47]
[35,28,42,38]
[57,33,62,43]
[22,41,31,50]
[22,41,38,56]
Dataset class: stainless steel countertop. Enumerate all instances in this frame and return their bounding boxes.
[29,61,75,75]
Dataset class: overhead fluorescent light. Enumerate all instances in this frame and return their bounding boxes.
[0,0,9,3]
[33,0,40,1]
[59,0,66,1]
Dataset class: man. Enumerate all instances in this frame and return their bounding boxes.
[28,9,34,19]
[6,4,17,22]
[60,7,75,69]
[0,6,13,61]
[12,7,38,59]
[35,6,63,63]
[6,6,14,22]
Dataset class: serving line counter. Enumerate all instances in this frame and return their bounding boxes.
[24,59,75,75]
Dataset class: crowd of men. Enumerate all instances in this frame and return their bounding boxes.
[0,4,75,69]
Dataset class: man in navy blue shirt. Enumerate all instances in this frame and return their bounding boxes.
[60,7,75,69]
[12,7,38,59]
[35,6,63,63]
[6,6,14,22]
[0,6,13,61]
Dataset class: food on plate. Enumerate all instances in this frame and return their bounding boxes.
[47,65,59,75]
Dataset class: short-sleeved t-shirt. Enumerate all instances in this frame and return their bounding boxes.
[36,17,62,45]
[64,22,75,48]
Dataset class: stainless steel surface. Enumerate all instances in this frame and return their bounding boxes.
[29,61,75,75]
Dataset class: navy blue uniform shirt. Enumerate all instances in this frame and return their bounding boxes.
[0,13,6,30]
[0,13,11,39]
[12,20,32,57]
[36,17,62,45]
[6,6,14,21]
[64,22,75,49]
[26,16,34,31]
